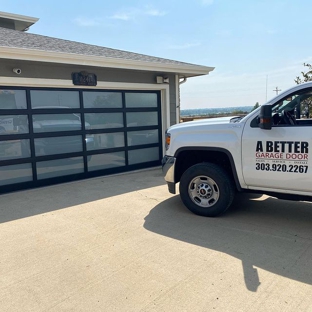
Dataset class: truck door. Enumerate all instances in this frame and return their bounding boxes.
[242,88,312,193]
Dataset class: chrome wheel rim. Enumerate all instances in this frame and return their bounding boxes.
[188,175,219,208]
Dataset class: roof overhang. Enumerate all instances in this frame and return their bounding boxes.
[0,11,39,31]
[0,46,214,78]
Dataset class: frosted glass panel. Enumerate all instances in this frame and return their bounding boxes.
[0,163,32,186]
[89,132,124,150]
[83,92,122,108]
[32,114,82,133]
[34,135,83,156]
[127,112,158,127]
[0,115,29,135]
[31,90,80,108]
[87,152,125,171]
[128,147,159,165]
[0,90,27,109]
[37,157,84,180]
[84,113,123,129]
[0,139,30,160]
[125,93,157,108]
[127,130,158,146]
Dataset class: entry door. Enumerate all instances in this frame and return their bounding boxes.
[242,124,312,193]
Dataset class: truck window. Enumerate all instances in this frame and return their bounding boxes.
[272,90,312,125]
[252,87,312,127]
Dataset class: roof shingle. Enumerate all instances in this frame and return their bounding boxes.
[0,27,202,67]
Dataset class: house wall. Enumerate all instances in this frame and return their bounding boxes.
[0,58,178,125]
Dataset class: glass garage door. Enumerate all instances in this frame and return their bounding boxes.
[0,88,162,193]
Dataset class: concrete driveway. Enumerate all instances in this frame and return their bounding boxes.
[0,168,312,312]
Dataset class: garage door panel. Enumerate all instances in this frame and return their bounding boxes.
[126,112,158,127]
[85,113,124,129]
[0,139,30,160]
[83,91,122,109]
[30,90,80,109]
[36,157,84,180]
[127,130,158,146]
[87,152,126,172]
[128,147,159,165]
[34,135,83,156]
[125,93,157,108]
[0,163,32,186]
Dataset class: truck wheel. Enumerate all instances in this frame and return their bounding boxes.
[179,163,235,217]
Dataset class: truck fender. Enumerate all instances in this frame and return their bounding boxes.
[174,146,242,192]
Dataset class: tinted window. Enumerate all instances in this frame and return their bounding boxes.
[31,90,80,109]
[0,163,32,186]
[0,139,30,160]
[0,90,27,109]
[128,147,159,165]
[83,92,122,108]
[84,113,123,129]
[87,152,125,171]
[125,93,157,108]
[127,112,158,127]
[36,157,84,180]
[127,130,158,146]
[0,115,29,135]
[34,135,83,156]
[32,114,82,133]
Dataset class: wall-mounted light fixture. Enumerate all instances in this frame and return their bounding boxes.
[156,76,169,84]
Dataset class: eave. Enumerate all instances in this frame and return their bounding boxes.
[0,11,39,31]
[0,46,214,78]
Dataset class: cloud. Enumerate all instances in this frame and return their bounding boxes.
[169,42,201,50]
[145,9,167,17]
[111,12,134,21]
[73,6,167,25]
[110,6,167,21]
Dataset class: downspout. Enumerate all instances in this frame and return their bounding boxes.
[179,77,187,85]
[177,76,187,123]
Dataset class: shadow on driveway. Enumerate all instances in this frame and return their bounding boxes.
[144,193,312,292]
[0,168,164,224]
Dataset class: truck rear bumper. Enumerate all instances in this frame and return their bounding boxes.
[161,155,176,194]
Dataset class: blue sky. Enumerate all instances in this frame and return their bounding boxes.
[1,0,312,109]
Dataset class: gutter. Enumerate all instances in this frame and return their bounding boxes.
[0,46,214,78]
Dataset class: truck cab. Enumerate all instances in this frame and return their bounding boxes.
[162,82,312,217]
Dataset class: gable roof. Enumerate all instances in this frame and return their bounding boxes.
[0,27,214,77]
[0,11,39,31]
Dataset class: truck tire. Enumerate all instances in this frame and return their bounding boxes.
[179,163,235,217]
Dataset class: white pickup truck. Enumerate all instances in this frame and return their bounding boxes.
[162,82,312,217]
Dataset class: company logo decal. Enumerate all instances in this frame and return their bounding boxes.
[255,141,309,173]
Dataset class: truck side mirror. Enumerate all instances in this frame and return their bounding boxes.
[259,105,272,130]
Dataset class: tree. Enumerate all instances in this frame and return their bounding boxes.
[294,63,312,84]
[252,102,260,111]
[294,63,312,118]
